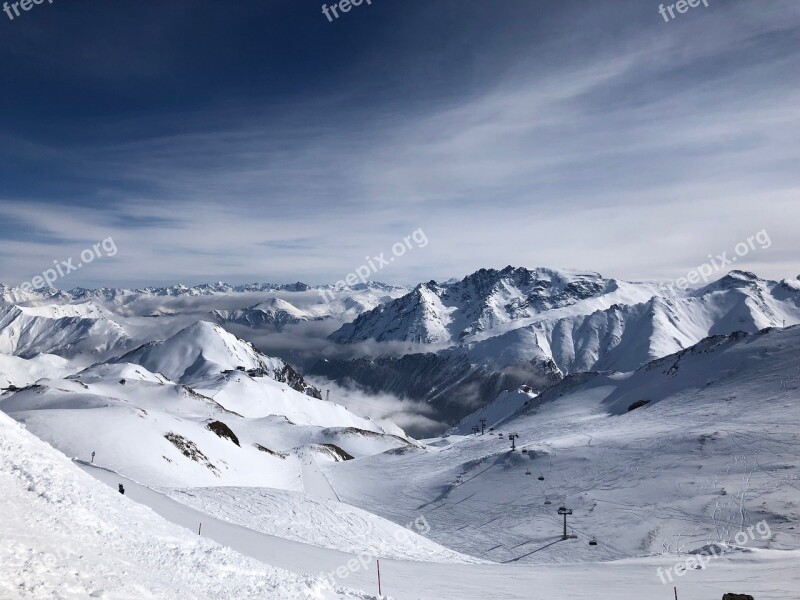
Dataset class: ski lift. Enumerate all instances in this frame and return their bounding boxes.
[538,474,545,481]
[589,538,598,546]
[521,449,528,453]
[544,499,552,505]
[525,470,531,475]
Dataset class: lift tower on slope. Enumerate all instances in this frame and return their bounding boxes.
[558,506,573,540]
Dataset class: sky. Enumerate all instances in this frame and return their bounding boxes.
[0,0,798,289]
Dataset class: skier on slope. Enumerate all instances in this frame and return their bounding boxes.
[118,484,125,495]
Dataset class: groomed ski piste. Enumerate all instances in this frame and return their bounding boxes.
[2,322,800,597]
[0,411,377,600]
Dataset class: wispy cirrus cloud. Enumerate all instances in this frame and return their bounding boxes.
[0,0,798,288]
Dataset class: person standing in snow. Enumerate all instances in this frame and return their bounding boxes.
[118,484,125,495]
[91,451,95,463]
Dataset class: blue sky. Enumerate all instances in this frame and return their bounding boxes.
[0,0,798,288]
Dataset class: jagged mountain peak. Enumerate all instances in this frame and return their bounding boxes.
[213,297,314,330]
[779,277,800,292]
[696,269,764,293]
[330,266,615,345]
[321,268,800,425]
[251,297,305,314]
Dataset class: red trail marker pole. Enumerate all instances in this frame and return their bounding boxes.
[377,559,382,596]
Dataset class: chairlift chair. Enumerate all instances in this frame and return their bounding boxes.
[538,474,545,481]
[525,470,531,475]
[589,538,598,546]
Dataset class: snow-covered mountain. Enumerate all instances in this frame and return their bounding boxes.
[319,268,800,424]
[330,267,634,344]
[332,267,800,353]
[213,297,320,330]
[114,320,321,394]
[1,279,407,311]
[329,325,800,566]
[0,323,413,488]
[0,302,130,359]
[3,268,799,429]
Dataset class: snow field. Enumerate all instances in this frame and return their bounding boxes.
[0,411,377,599]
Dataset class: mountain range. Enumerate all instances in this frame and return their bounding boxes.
[313,267,800,424]
[1,266,799,430]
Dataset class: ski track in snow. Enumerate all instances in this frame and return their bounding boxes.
[0,412,376,600]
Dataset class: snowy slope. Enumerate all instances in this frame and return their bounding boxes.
[448,386,537,435]
[115,321,321,396]
[72,444,800,600]
[0,323,412,488]
[0,353,77,389]
[0,359,411,487]
[0,322,415,495]
[327,326,800,566]
[115,321,288,383]
[0,302,130,359]
[0,411,376,600]
[162,486,471,562]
